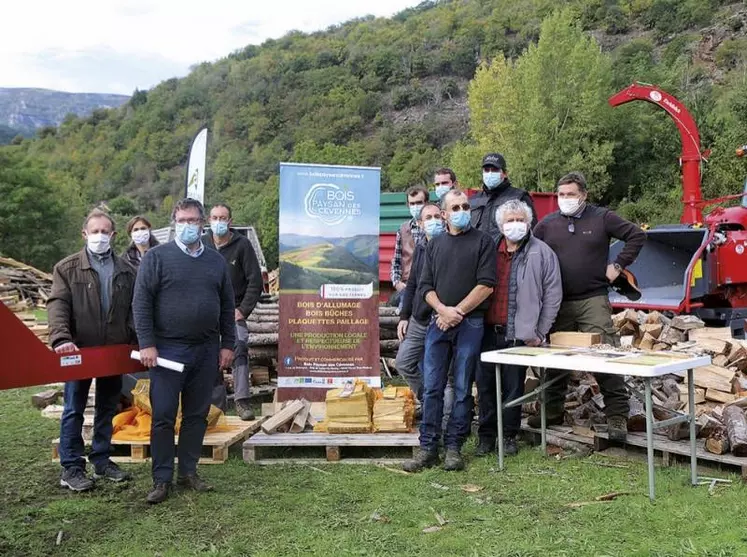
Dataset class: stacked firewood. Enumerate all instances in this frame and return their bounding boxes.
[542,310,747,457]
[246,300,401,360]
[1,256,52,344]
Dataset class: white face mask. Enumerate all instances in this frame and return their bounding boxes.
[558,198,583,215]
[131,229,150,246]
[502,221,528,243]
[87,233,111,254]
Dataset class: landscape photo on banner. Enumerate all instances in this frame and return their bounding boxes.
[277,163,381,402]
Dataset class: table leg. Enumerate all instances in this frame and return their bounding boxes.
[496,363,504,471]
[645,377,655,501]
[540,368,546,455]
[688,368,697,486]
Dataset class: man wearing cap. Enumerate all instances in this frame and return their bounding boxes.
[532,171,645,441]
[390,186,428,306]
[470,153,537,241]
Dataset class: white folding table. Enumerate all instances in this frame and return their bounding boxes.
[480,347,711,500]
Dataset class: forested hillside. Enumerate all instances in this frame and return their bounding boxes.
[2,0,747,271]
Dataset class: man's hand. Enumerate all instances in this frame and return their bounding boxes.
[394,281,406,293]
[525,338,542,347]
[219,348,235,370]
[397,320,408,341]
[140,347,158,368]
[54,342,79,354]
[235,309,245,322]
[435,315,452,331]
[606,263,621,283]
[438,306,464,328]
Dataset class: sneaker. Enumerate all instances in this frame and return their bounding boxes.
[93,462,131,483]
[146,483,171,504]
[177,474,213,492]
[235,399,255,421]
[526,409,564,429]
[402,448,440,473]
[608,415,628,442]
[474,438,496,457]
[60,467,94,492]
[504,435,519,456]
[443,449,465,471]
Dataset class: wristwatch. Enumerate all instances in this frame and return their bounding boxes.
[612,263,623,272]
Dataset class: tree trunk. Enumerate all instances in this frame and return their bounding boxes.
[705,427,730,455]
[246,321,279,334]
[248,333,279,346]
[723,405,747,456]
[627,395,646,432]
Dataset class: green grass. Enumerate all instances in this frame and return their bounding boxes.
[1,387,746,557]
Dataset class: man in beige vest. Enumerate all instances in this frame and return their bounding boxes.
[391,186,428,309]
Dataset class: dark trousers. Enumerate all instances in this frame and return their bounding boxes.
[545,295,629,417]
[420,316,484,451]
[149,342,219,484]
[477,327,526,439]
[59,375,122,472]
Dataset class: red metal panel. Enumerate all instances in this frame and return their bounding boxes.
[379,233,396,284]
[530,192,558,221]
[0,303,145,391]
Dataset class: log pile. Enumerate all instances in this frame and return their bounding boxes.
[548,310,747,458]
[1,256,52,343]
[245,300,401,361]
[260,399,315,434]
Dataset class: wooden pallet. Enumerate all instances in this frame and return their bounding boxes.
[243,432,419,465]
[520,421,747,478]
[52,416,262,465]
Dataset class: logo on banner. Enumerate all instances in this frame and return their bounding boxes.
[304,183,361,225]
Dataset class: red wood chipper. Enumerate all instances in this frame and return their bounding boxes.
[608,83,747,335]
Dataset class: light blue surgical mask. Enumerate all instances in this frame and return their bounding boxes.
[424,219,444,238]
[449,210,471,230]
[483,171,504,190]
[175,222,201,245]
[211,221,229,236]
[435,185,451,199]
[409,204,424,220]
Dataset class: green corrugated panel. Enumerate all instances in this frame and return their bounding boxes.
[380,191,437,233]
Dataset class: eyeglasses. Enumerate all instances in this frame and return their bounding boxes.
[175,218,201,225]
[450,203,471,212]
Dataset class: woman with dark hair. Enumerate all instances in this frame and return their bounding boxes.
[123,216,159,267]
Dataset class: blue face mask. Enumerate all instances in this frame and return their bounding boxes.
[435,185,451,199]
[449,210,471,230]
[211,221,229,236]
[175,223,201,245]
[483,171,504,190]
[424,218,444,238]
[408,204,424,220]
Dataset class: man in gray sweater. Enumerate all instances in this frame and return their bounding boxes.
[133,198,235,504]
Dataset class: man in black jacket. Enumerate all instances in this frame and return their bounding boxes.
[533,172,645,441]
[204,203,263,421]
[396,202,445,402]
[470,153,537,241]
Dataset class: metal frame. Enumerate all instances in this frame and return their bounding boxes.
[494,364,699,501]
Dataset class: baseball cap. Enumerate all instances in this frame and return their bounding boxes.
[481,153,506,170]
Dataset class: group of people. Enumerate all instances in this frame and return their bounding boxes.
[49,199,263,503]
[392,154,645,472]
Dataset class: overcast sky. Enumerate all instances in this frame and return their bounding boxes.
[0,0,421,96]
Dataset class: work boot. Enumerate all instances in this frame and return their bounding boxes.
[474,438,496,457]
[177,474,213,492]
[93,462,132,483]
[235,399,255,421]
[147,483,171,504]
[503,436,519,457]
[608,415,628,442]
[60,467,94,492]
[402,448,439,472]
[443,449,465,471]
[526,408,564,429]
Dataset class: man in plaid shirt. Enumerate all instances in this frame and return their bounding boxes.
[391,186,428,302]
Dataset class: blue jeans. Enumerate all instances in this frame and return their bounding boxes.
[420,316,484,451]
[477,328,526,439]
[149,341,219,484]
[59,375,122,472]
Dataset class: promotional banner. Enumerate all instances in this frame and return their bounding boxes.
[278,163,381,401]
[185,128,207,203]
